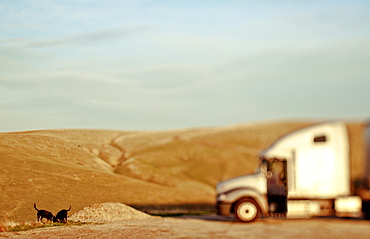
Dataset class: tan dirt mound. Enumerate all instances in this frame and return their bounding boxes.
[69,202,151,223]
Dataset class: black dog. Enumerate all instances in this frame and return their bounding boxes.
[53,206,71,223]
[34,203,54,224]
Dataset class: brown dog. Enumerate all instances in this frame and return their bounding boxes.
[34,203,54,224]
[53,206,71,223]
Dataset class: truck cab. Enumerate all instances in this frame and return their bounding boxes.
[216,158,288,221]
[216,121,364,222]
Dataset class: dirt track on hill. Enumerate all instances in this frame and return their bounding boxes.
[2,216,370,239]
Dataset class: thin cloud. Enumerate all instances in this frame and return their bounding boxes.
[27,27,149,48]
[130,64,210,89]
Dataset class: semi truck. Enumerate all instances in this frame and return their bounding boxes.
[216,121,370,222]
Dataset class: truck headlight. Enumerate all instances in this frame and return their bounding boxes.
[217,194,226,202]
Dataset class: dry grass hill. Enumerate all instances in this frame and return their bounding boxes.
[0,121,365,223]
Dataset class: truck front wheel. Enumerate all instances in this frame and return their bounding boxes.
[234,198,261,222]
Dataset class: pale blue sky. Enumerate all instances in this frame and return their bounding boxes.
[1,0,369,132]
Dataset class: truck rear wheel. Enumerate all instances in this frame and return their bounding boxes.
[234,198,260,222]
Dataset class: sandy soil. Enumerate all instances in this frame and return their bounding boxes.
[2,203,370,239]
[2,216,370,239]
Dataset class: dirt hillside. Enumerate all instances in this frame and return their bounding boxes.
[0,121,365,223]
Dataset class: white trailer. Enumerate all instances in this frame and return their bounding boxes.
[216,121,370,222]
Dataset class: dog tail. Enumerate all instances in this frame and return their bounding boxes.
[34,203,39,211]
[67,206,71,211]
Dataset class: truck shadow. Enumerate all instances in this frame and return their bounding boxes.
[171,214,369,223]
[172,214,236,222]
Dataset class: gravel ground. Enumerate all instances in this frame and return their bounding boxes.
[69,203,151,223]
[2,203,370,239]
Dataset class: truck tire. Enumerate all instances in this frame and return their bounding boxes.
[234,198,261,222]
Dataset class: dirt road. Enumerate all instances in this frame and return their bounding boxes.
[2,216,370,239]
